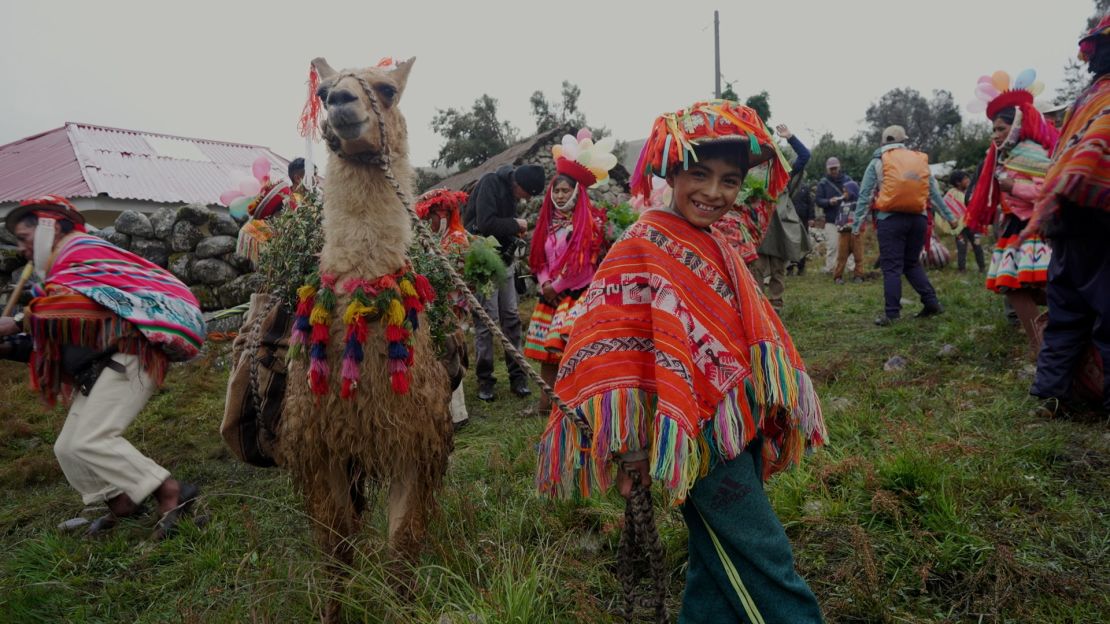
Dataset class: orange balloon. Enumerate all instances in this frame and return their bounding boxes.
[991,70,1010,92]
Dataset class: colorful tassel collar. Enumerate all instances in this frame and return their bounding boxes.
[289,266,436,398]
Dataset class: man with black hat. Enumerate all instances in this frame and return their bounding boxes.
[463,163,545,401]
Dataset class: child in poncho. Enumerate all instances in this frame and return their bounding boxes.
[537,101,827,623]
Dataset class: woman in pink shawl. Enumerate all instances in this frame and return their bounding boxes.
[523,158,608,413]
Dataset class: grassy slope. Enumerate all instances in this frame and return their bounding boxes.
[1,266,1108,623]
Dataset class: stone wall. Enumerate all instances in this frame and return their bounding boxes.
[95,203,262,311]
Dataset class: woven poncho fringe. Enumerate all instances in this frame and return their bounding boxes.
[537,210,826,504]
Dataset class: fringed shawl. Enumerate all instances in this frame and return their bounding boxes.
[36,235,205,361]
[537,210,826,503]
[26,286,168,405]
[1029,76,1110,229]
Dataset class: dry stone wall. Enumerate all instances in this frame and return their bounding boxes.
[93,203,262,311]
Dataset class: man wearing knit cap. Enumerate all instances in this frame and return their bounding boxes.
[815,156,855,273]
[463,163,545,401]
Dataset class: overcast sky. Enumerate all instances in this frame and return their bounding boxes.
[0,0,1095,170]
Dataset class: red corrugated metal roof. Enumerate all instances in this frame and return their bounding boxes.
[0,122,289,205]
[0,127,92,202]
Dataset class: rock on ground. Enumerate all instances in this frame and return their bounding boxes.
[884,355,908,372]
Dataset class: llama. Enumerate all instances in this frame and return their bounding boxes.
[277,56,452,618]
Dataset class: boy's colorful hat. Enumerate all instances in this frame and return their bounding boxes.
[630,99,791,201]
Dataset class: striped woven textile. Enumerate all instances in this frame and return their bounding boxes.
[38,234,205,361]
[1033,75,1110,223]
[537,209,826,503]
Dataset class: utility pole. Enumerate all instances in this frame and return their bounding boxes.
[714,10,721,98]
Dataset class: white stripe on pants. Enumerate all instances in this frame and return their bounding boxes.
[53,353,170,505]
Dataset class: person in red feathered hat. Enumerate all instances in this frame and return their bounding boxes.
[415,188,473,429]
[523,134,611,413]
[964,68,1060,355]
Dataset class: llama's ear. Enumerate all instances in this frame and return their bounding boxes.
[391,57,415,94]
[312,57,337,81]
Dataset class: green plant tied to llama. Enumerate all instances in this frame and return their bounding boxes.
[256,189,324,308]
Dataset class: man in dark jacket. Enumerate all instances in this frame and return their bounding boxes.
[814,158,855,273]
[463,164,546,401]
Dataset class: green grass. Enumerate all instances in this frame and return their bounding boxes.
[2,259,1108,623]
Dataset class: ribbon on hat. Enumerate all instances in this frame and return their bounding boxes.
[629,100,791,202]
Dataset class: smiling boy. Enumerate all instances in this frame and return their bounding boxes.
[538,101,827,623]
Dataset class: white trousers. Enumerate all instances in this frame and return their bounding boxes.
[53,353,170,505]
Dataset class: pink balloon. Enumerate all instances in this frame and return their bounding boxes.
[576,128,592,142]
[975,84,999,100]
[219,190,244,206]
[252,156,271,182]
[239,178,262,197]
[977,75,993,85]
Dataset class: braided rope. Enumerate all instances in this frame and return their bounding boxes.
[331,73,668,622]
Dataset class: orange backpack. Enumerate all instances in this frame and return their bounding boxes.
[874,148,930,213]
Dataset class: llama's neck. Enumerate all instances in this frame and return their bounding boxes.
[318,155,415,283]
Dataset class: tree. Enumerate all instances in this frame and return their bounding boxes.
[805,132,874,183]
[530,81,587,133]
[431,95,519,171]
[1054,59,1090,106]
[938,121,992,171]
[415,168,446,193]
[720,81,739,101]
[863,88,961,161]
[745,91,771,122]
[530,80,609,139]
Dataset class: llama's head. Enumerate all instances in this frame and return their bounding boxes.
[312,57,414,160]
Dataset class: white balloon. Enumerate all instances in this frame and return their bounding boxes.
[561,135,580,159]
[594,153,619,170]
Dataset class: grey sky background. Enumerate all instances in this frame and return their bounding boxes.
[0,0,1094,171]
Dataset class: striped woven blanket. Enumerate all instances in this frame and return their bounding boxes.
[38,234,205,361]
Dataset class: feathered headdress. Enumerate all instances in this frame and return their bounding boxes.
[529,129,617,280]
[965,69,1059,232]
[629,99,791,202]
